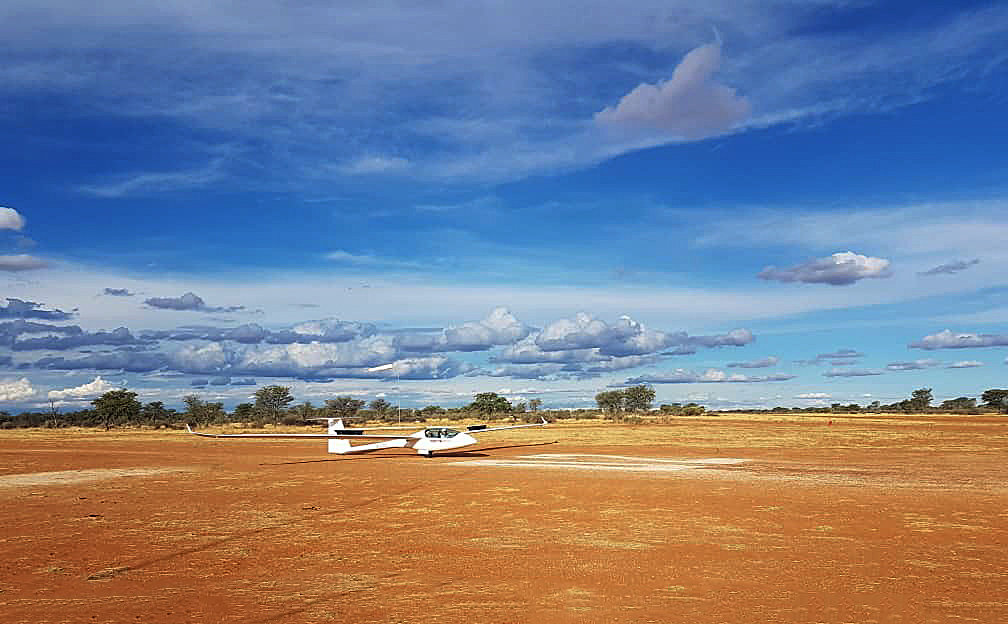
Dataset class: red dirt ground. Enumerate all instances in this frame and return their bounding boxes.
[1,415,1006,623]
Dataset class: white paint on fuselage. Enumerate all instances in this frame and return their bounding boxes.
[412,432,478,455]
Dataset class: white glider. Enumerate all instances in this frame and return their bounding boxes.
[186,416,547,456]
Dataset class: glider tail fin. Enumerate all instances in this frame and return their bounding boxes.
[326,418,352,454]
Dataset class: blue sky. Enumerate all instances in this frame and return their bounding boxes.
[2,1,1007,411]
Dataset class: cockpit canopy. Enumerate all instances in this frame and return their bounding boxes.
[424,427,460,439]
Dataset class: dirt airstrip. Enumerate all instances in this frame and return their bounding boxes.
[1,414,1006,623]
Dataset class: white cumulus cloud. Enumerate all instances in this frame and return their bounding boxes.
[48,376,115,400]
[595,42,750,140]
[910,329,1008,350]
[758,251,891,286]
[0,207,26,230]
[397,307,532,353]
[0,377,35,402]
[534,312,752,357]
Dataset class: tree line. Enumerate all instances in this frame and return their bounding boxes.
[723,388,1008,415]
[1,384,1006,430]
[0,386,550,430]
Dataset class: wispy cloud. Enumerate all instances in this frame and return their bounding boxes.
[947,360,983,369]
[77,161,223,198]
[323,250,423,269]
[696,200,1008,259]
[337,156,411,176]
[795,349,864,366]
[886,359,941,371]
[919,258,980,276]
[823,368,884,377]
[102,288,135,297]
[144,292,245,313]
[726,356,778,369]
[0,254,48,271]
[625,369,795,384]
[7,3,1007,186]
[13,327,146,351]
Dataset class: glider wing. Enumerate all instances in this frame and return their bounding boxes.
[465,416,548,433]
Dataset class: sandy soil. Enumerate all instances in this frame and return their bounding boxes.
[0,414,1006,623]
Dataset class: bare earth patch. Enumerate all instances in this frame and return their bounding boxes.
[0,414,1005,623]
[0,467,191,488]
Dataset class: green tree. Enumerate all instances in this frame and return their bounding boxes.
[595,390,624,415]
[623,385,656,413]
[203,402,226,424]
[254,385,295,424]
[290,401,315,422]
[183,395,224,425]
[469,392,512,416]
[326,397,365,420]
[92,389,141,430]
[183,394,205,422]
[981,389,1008,413]
[233,403,254,421]
[369,398,391,417]
[940,397,976,410]
[909,387,933,412]
[420,405,443,418]
[528,398,542,413]
[141,401,169,426]
[682,403,705,417]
